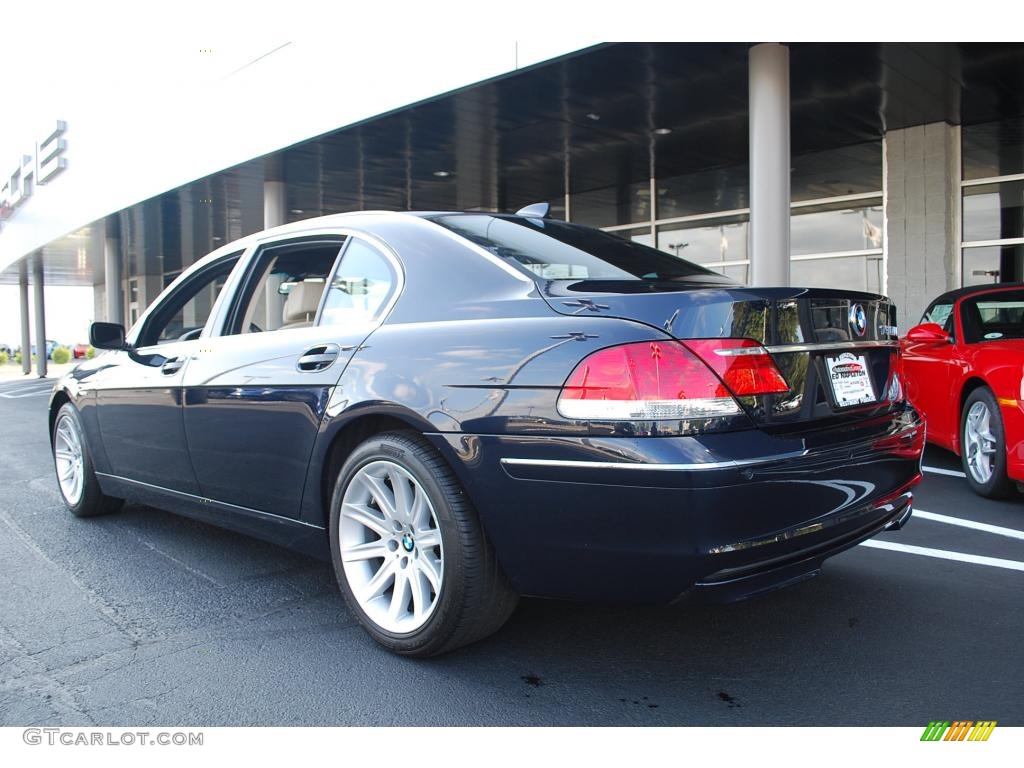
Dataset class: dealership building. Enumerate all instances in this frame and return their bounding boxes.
[2,42,1023,375]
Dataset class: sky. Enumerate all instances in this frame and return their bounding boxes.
[0,286,93,348]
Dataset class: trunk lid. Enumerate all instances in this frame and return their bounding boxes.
[541,280,900,428]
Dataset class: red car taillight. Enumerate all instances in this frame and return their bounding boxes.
[681,338,790,397]
[557,339,786,421]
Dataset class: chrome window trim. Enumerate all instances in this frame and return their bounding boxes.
[211,225,407,337]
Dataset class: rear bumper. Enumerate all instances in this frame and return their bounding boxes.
[428,404,924,603]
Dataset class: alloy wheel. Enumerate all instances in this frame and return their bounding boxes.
[339,460,444,634]
[54,413,85,505]
[964,400,997,484]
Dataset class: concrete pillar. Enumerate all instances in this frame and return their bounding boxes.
[19,260,31,375]
[748,43,791,287]
[104,219,123,325]
[32,255,47,378]
[264,156,287,328]
[264,155,287,229]
[884,122,959,327]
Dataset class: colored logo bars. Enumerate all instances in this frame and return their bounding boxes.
[920,721,997,741]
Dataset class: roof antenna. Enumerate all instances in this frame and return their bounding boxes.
[515,202,549,218]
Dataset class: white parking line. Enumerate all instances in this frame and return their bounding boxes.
[860,539,1024,571]
[913,509,1024,540]
[922,465,967,478]
[0,384,53,399]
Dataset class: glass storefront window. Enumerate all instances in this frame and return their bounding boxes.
[962,118,1024,181]
[790,203,883,256]
[962,245,1024,287]
[656,166,748,220]
[791,255,883,294]
[962,181,1024,243]
[656,216,749,265]
[791,141,882,202]
[571,180,650,228]
[608,227,653,246]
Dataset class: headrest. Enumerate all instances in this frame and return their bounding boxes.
[282,281,322,326]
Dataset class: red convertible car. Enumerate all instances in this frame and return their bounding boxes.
[902,283,1024,497]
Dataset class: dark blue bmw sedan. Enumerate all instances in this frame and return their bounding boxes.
[49,207,924,656]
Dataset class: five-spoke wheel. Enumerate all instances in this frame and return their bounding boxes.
[51,403,123,517]
[339,460,444,634]
[329,431,518,656]
[960,387,1012,498]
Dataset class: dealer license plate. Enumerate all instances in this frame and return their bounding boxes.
[825,352,876,407]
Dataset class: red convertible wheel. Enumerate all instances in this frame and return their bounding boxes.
[960,388,1014,499]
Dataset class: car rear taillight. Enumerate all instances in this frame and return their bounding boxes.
[557,340,743,421]
[681,339,790,397]
[887,352,905,402]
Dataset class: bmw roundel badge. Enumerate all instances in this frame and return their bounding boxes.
[849,303,867,337]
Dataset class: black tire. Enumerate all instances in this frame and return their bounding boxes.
[52,403,123,518]
[329,431,518,657]
[960,387,1014,499]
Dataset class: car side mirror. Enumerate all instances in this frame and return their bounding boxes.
[905,322,951,344]
[89,322,127,350]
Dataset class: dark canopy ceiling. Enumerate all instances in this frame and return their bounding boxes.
[7,42,1024,286]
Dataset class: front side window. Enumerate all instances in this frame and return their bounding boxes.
[427,214,725,283]
[922,302,954,332]
[226,240,344,335]
[960,291,1024,343]
[138,254,241,346]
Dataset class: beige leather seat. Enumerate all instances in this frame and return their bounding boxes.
[280,282,323,329]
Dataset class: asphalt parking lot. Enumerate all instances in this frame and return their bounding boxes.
[1,376,1021,726]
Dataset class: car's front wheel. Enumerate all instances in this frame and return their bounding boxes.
[52,403,123,517]
[329,431,518,656]
[961,387,1014,498]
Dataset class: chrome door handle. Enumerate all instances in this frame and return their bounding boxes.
[297,344,341,372]
[161,357,184,375]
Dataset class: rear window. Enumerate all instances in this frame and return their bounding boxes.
[426,214,724,282]
[962,290,1024,343]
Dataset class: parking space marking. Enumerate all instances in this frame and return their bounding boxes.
[0,384,54,399]
[914,508,1024,541]
[922,465,967,478]
[860,539,1024,571]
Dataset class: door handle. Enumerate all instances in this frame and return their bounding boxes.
[161,357,184,375]
[297,344,342,372]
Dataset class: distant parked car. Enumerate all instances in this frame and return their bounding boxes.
[30,340,59,360]
[72,343,91,359]
[903,283,1024,497]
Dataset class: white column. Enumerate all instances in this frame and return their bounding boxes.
[32,255,47,378]
[749,43,791,286]
[104,223,123,325]
[264,158,288,329]
[264,180,286,229]
[19,260,31,375]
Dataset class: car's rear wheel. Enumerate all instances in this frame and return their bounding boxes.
[329,431,518,656]
[52,403,123,517]
[961,387,1014,498]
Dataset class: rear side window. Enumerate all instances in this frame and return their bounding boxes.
[427,214,722,282]
[319,238,397,328]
